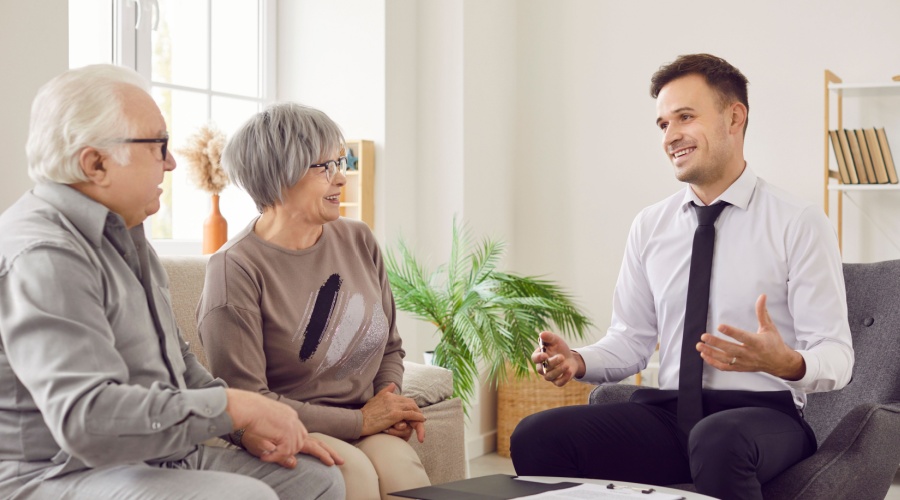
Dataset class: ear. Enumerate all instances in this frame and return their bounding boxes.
[78,147,112,187]
[729,102,748,135]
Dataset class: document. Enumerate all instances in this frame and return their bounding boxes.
[391,474,690,500]
[512,482,687,499]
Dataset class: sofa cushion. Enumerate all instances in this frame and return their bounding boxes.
[402,361,454,407]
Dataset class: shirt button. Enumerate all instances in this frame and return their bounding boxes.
[204,406,212,415]
[863,317,875,327]
[208,425,217,434]
[151,422,161,430]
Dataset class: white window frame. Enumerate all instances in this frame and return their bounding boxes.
[114,0,276,255]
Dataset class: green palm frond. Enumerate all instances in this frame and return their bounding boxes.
[385,219,593,413]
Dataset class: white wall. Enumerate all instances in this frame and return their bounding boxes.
[513,0,900,350]
[0,2,68,211]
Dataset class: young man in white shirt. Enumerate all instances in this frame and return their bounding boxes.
[510,54,853,500]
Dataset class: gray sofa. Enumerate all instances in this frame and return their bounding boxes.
[160,255,466,485]
[589,260,900,499]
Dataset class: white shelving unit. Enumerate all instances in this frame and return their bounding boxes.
[828,184,900,191]
[823,71,900,252]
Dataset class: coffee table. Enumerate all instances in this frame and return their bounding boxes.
[520,476,718,499]
[391,473,719,499]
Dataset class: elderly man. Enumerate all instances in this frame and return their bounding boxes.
[0,65,344,499]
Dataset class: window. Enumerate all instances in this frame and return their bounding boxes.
[69,0,275,249]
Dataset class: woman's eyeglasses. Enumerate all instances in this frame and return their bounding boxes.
[309,156,348,182]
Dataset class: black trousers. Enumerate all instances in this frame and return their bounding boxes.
[510,389,817,500]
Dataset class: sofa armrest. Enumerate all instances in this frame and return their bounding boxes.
[588,383,643,405]
[400,361,464,484]
[408,398,467,485]
[762,402,900,500]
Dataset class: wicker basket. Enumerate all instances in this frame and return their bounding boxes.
[496,365,595,458]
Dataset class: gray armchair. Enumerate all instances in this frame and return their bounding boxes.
[589,260,900,500]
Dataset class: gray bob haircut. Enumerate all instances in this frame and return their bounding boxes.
[223,102,344,212]
[27,64,150,184]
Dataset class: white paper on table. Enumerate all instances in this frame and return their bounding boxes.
[511,482,687,500]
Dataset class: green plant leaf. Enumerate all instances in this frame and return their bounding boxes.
[386,219,593,413]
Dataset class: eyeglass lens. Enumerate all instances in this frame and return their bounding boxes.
[325,157,348,180]
[120,137,168,162]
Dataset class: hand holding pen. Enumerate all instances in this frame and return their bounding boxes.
[532,331,586,386]
[539,337,550,373]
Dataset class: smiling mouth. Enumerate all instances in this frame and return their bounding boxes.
[325,194,340,202]
[673,147,696,159]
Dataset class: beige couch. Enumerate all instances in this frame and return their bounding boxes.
[160,255,466,485]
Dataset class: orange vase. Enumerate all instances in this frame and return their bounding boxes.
[202,194,228,254]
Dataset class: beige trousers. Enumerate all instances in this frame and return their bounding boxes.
[312,432,430,500]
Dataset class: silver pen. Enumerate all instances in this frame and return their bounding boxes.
[539,337,550,370]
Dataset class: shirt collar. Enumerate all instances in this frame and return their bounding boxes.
[32,182,123,248]
[680,165,758,212]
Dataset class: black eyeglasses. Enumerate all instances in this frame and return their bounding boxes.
[308,156,348,182]
[119,136,169,161]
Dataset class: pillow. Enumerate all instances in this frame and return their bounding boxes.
[401,361,454,407]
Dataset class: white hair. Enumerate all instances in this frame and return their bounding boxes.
[26,64,151,184]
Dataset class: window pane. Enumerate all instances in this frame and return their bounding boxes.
[154,0,208,89]
[171,171,208,240]
[211,0,259,96]
[211,95,260,135]
[211,96,263,236]
[220,184,259,238]
[142,0,271,244]
[152,88,209,239]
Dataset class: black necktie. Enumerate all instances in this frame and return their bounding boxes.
[677,201,730,433]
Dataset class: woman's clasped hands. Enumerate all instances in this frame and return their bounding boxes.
[360,382,426,443]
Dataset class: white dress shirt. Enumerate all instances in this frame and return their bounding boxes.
[577,167,854,408]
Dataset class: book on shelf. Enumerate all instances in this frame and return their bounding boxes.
[863,128,890,184]
[845,129,869,184]
[829,130,852,184]
[875,127,899,184]
[836,129,860,184]
[854,129,879,184]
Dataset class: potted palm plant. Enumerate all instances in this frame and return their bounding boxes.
[384,219,592,414]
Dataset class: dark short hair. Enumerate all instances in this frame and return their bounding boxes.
[650,54,749,133]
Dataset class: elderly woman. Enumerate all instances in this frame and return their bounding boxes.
[197,103,430,500]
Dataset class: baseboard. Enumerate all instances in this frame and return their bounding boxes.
[466,430,497,459]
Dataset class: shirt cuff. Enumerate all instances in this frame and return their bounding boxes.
[783,350,817,391]
[182,386,233,441]
[572,348,604,382]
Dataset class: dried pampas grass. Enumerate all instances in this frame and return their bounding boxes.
[176,124,229,194]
